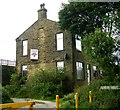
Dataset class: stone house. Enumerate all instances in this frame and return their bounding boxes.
[16,4,99,89]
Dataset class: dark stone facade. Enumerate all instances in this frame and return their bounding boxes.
[16,4,98,88]
[1,65,16,86]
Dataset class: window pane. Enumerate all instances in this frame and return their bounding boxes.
[57,61,64,69]
[76,62,84,79]
[93,66,96,70]
[22,65,27,71]
[23,40,28,56]
[22,65,27,78]
[75,35,82,51]
[93,66,98,78]
[56,33,63,50]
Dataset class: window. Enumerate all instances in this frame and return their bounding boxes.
[56,33,63,51]
[93,66,97,71]
[22,65,28,79]
[57,61,64,69]
[75,35,82,51]
[87,64,91,85]
[93,66,98,79]
[76,62,84,80]
[23,40,28,56]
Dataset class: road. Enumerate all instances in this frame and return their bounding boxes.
[11,98,56,109]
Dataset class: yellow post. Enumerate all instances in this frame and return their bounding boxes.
[75,93,78,110]
[89,91,92,104]
[56,95,59,110]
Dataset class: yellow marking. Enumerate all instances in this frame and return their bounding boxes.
[0,101,35,110]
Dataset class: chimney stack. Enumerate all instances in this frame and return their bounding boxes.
[38,3,47,20]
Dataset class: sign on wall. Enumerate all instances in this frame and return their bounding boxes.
[30,49,38,60]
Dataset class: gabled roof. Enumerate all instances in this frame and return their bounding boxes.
[16,18,59,42]
[16,20,38,41]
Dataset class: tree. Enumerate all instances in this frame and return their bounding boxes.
[59,2,120,36]
[59,2,120,81]
[83,29,120,81]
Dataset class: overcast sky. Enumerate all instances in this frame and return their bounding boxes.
[0,0,68,61]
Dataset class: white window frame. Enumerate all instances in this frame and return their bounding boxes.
[22,65,28,77]
[93,65,99,79]
[87,64,91,85]
[76,62,84,80]
[93,66,97,71]
[75,35,82,51]
[56,33,63,51]
[23,40,28,56]
[57,61,64,70]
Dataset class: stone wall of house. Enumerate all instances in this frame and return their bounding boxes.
[38,19,74,79]
[16,4,100,89]
[16,21,39,74]
[16,18,74,83]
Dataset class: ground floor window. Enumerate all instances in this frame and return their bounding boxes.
[57,61,64,70]
[93,66,100,79]
[76,62,84,80]
[87,64,91,85]
[22,65,28,79]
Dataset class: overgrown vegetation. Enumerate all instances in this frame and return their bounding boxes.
[83,29,120,81]
[59,2,120,81]
[3,3,120,108]
[2,65,16,86]
[60,80,120,109]
[0,87,13,104]
[5,69,67,100]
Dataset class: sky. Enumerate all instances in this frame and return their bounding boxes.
[0,0,68,61]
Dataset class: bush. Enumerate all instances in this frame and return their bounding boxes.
[5,73,25,97]
[16,69,66,99]
[60,93,75,108]
[0,87,13,104]
[75,80,120,109]
[60,80,120,109]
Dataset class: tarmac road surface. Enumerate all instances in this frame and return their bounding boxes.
[11,98,56,110]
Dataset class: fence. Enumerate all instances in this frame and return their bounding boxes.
[0,59,16,66]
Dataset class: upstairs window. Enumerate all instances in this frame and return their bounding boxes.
[75,35,82,51]
[22,40,28,56]
[57,61,64,70]
[76,62,84,80]
[56,33,63,51]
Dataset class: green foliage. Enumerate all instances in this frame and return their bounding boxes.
[60,93,75,108]
[2,66,16,86]
[0,87,13,104]
[59,2,120,81]
[59,2,120,36]
[12,69,66,99]
[60,100,75,108]
[76,80,120,109]
[82,29,120,81]
[83,29,115,61]
[5,73,25,97]
[60,80,120,109]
